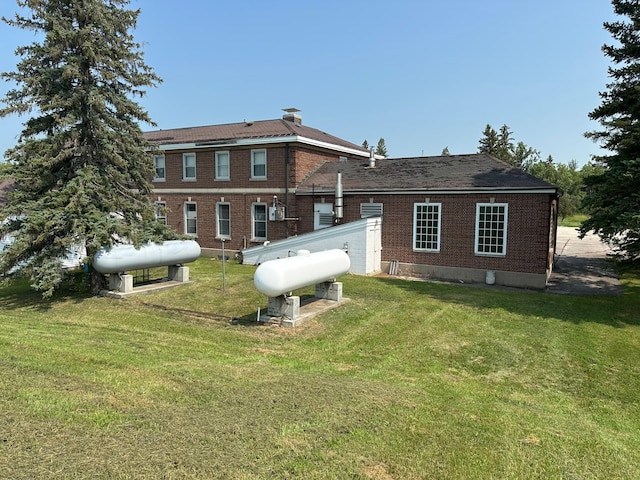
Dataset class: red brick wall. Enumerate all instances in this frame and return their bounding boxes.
[153,192,292,251]
[296,192,554,275]
[151,143,365,250]
[155,146,289,189]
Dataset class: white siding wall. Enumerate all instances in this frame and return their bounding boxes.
[241,217,382,275]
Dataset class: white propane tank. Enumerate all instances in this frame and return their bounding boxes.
[254,249,350,297]
[93,240,201,274]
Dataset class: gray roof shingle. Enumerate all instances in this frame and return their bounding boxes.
[297,154,557,193]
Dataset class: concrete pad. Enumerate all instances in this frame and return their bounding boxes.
[259,297,350,327]
[100,280,193,299]
[547,227,621,295]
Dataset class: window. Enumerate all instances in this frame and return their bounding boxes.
[413,203,441,252]
[154,201,167,225]
[153,155,165,182]
[183,153,196,180]
[475,203,508,256]
[360,203,383,218]
[251,149,266,179]
[252,203,267,240]
[216,202,230,238]
[215,151,230,180]
[184,202,197,235]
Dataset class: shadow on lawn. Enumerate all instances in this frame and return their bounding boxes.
[372,273,640,328]
[0,274,91,312]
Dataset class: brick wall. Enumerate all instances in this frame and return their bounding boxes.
[296,192,554,275]
[151,143,367,251]
[155,145,289,189]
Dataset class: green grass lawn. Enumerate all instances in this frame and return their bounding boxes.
[558,214,589,227]
[1,260,639,479]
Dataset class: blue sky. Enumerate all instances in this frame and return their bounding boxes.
[0,0,617,166]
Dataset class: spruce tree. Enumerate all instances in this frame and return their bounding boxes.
[495,124,515,162]
[0,0,174,296]
[582,0,640,261]
[478,124,499,156]
[375,137,388,157]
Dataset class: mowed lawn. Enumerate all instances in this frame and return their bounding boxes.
[1,259,639,479]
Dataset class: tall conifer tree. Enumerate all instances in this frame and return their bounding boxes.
[375,137,388,158]
[0,0,174,295]
[582,0,640,261]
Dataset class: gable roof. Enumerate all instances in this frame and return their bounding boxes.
[296,154,558,194]
[144,118,370,157]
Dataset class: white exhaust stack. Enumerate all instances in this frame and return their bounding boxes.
[335,172,343,219]
[369,147,376,168]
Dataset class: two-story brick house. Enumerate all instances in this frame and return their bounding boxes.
[143,111,371,255]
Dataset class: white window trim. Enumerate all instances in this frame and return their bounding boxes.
[183,153,196,181]
[251,202,268,241]
[250,149,267,180]
[153,155,166,182]
[413,202,441,252]
[154,201,167,224]
[216,202,231,239]
[184,201,197,236]
[474,203,508,256]
[215,151,230,180]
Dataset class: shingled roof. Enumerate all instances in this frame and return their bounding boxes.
[144,117,369,155]
[297,154,558,193]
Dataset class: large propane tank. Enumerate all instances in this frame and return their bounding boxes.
[253,249,350,297]
[93,240,201,274]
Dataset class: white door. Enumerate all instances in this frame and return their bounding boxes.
[366,218,382,273]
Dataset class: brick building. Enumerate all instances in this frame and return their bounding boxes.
[143,111,372,254]
[145,113,559,289]
[296,154,559,288]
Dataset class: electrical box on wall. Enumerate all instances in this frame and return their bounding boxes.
[269,206,286,221]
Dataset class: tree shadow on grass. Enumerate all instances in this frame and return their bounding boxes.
[0,273,92,312]
[372,273,640,328]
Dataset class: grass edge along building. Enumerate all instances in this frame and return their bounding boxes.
[144,111,559,289]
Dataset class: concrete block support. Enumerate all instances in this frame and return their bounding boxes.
[267,295,300,319]
[315,281,343,301]
[168,265,189,282]
[109,273,133,293]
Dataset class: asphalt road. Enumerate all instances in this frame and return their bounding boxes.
[546,226,622,295]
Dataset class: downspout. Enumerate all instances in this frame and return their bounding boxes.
[285,143,290,208]
[285,143,290,236]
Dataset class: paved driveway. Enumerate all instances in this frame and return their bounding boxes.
[546,226,622,295]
